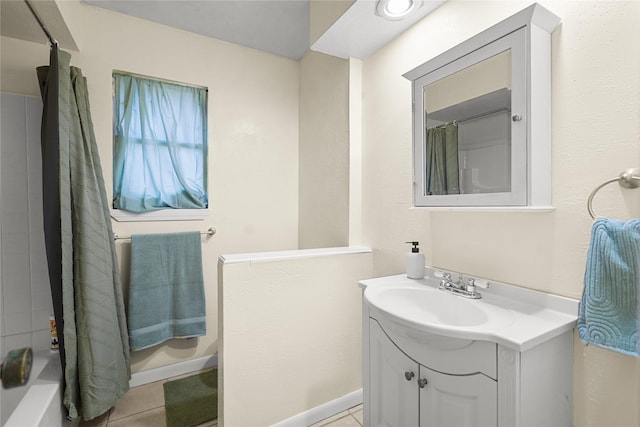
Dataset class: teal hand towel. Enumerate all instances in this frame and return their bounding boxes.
[128,231,206,351]
[578,218,640,357]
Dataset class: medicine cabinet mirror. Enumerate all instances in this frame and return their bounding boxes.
[404,3,560,207]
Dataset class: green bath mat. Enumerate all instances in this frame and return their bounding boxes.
[164,369,218,427]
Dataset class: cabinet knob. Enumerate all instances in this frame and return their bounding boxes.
[418,378,428,388]
[404,371,415,381]
[512,114,523,122]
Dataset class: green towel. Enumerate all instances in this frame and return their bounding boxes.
[128,231,206,351]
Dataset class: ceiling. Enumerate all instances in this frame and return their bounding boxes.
[1,0,445,61]
[0,0,78,50]
[83,0,311,60]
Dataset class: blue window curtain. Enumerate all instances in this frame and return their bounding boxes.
[425,123,460,195]
[113,73,208,212]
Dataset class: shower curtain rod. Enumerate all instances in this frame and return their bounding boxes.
[24,0,58,47]
[113,227,217,241]
[432,107,511,128]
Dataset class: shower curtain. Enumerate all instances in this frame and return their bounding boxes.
[425,124,460,195]
[37,46,130,421]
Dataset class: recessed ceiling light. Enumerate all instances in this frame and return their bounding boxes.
[376,0,421,21]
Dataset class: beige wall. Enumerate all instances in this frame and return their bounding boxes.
[309,0,355,46]
[218,249,372,426]
[299,50,350,249]
[359,1,640,426]
[1,1,300,373]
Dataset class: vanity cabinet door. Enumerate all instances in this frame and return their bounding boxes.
[418,366,497,427]
[370,319,419,427]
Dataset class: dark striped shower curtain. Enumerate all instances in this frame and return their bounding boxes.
[425,123,460,195]
[37,46,130,421]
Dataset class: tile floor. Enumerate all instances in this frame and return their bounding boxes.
[78,370,363,427]
[310,405,363,427]
[78,370,217,427]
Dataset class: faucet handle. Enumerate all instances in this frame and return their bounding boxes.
[465,278,490,293]
[434,270,451,280]
[465,278,476,293]
[473,279,490,289]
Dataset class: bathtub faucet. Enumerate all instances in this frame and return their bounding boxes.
[1,347,33,389]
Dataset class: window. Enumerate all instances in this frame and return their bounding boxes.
[113,72,208,213]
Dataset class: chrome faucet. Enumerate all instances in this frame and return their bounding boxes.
[439,272,463,289]
[436,271,489,299]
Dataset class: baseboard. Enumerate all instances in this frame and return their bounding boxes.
[129,354,218,388]
[271,389,363,427]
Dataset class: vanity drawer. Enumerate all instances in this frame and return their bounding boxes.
[371,315,497,379]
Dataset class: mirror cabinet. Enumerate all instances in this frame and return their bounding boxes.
[404,4,560,207]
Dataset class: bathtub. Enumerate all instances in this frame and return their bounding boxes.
[1,351,217,426]
[2,350,67,427]
[1,350,218,426]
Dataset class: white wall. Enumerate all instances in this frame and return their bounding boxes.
[359,1,640,426]
[0,0,300,373]
[218,248,372,426]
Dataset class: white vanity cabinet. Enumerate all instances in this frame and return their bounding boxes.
[369,318,497,427]
[361,272,578,427]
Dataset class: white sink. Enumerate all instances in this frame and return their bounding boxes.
[361,271,579,351]
[369,286,493,327]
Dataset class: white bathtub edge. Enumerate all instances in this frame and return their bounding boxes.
[4,354,218,427]
[4,384,61,427]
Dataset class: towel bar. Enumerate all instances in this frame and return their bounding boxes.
[587,168,640,219]
[113,227,216,241]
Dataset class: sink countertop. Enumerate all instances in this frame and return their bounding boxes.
[360,270,579,352]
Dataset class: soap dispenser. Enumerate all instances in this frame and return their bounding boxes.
[405,241,425,279]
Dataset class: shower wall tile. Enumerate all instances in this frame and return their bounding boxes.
[0,93,50,351]
[29,216,45,240]
[2,283,30,313]
[1,332,32,353]
[32,308,51,333]
[0,212,29,233]
[0,95,26,155]
[25,97,42,154]
[31,269,51,311]
[0,159,28,213]
[0,185,29,214]
[1,145,28,176]
[0,100,29,216]
[2,254,30,301]
[2,311,32,336]
[32,329,52,351]
[26,97,43,217]
[1,231,29,254]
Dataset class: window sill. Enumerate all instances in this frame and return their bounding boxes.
[110,208,210,222]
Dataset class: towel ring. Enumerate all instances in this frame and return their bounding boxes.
[587,168,640,219]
